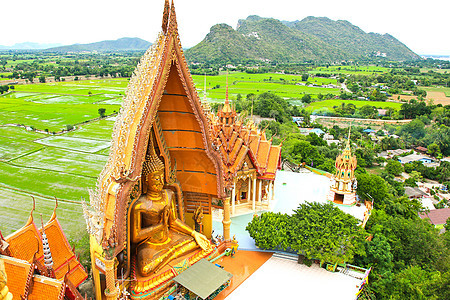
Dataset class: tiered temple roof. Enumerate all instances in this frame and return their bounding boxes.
[1,201,87,299]
[208,84,281,186]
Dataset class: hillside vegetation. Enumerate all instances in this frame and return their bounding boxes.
[185,15,419,64]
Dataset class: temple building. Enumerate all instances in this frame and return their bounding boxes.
[207,80,281,216]
[0,199,87,299]
[327,132,358,205]
[83,1,228,299]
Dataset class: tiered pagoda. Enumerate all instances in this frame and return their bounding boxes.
[0,199,87,300]
[208,78,282,216]
[327,131,358,205]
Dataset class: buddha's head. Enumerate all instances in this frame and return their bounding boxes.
[147,170,164,193]
[143,142,165,193]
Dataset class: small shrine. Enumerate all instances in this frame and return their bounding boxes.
[207,77,282,217]
[327,130,358,205]
[0,198,87,300]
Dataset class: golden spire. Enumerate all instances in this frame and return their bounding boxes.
[40,214,55,277]
[222,71,232,113]
[225,71,229,105]
[162,0,170,33]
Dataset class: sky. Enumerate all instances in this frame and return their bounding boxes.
[2,0,449,55]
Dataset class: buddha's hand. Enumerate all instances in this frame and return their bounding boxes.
[191,231,211,251]
[162,206,170,225]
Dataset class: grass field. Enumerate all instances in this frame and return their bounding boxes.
[314,65,390,75]
[306,99,403,114]
[192,72,340,102]
[423,86,450,97]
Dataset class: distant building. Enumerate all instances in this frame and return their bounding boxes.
[415,146,428,154]
[363,129,376,134]
[377,109,388,116]
[299,128,325,136]
[419,208,450,231]
[405,187,428,199]
[398,154,434,164]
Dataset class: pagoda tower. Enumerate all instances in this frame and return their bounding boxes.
[327,130,357,205]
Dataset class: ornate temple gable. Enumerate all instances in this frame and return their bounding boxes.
[5,219,43,264]
[38,217,88,287]
[261,145,282,180]
[85,0,223,253]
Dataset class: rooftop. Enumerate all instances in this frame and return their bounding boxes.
[419,207,450,225]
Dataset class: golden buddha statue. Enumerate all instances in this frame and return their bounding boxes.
[131,142,211,276]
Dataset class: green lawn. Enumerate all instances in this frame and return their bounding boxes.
[10,147,107,177]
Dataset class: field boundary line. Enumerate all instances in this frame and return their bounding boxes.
[6,146,46,163]
[9,90,104,97]
[0,184,83,205]
[3,161,99,179]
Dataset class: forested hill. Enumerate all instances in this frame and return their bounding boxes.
[185,15,420,64]
[44,37,151,52]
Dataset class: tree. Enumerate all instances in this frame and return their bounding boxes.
[301,73,309,81]
[405,171,423,186]
[356,173,389,207]
[290,202,366,264]
[246,202,366,264]
[39,75,45,83]
[385,160,403,176]
[98,108,106,118]
[301,94,311,104]
[427,143,441,157]
[245,212,290,250]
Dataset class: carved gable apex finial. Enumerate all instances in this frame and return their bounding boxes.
[162,0,170,33]
[168,0,179,34]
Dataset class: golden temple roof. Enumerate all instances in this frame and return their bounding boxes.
[208,97,281,184]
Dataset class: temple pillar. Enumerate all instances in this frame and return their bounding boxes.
[231,183,236,216]
[252,177,256,211]
[258,179,262,205]
[270,181,275,201]
[104,258,117,300]
[222,197,231,241]
[247,177,251,203]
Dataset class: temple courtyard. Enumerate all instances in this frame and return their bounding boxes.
[211,169,365,299]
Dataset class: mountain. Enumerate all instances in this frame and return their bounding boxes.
[44,37,151,52]
[186,17,344,64]
[185,16,420,64]
[0,42,63,50]
[288,17,419,61]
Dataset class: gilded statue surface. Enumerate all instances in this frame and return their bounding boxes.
[131,140,211,276]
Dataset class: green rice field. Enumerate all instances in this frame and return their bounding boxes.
[306,99,403,114]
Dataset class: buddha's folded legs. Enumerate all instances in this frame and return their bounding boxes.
[137,237,199,276]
